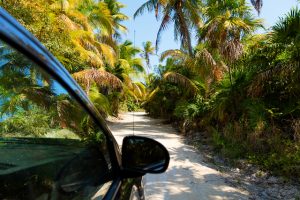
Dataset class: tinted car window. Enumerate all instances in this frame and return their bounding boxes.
[0,40,113,199]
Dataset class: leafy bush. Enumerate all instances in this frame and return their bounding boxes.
[126,97,141,112]
[0,108,52,136]
[143,3,300,179]
[88,86,112,118]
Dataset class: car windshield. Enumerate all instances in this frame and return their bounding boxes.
[0,40,113,199]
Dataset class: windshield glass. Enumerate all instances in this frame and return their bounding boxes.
[0,40,113,199]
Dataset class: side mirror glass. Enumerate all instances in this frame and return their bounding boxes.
[121,136,169,176]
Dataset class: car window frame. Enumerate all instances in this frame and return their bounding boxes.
[0,7,123,199]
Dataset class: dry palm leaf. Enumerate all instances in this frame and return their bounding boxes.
[73,68,122,92]
[160,49,186,62]
[221,39,243,62]
[163,72,198,96]
[196,48,216,67]
[248,63,295,97]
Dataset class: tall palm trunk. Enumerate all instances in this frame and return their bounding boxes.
[176,0,193,56]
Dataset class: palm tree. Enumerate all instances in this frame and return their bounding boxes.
[272,7,300,48]
[200,0,262,86]
[52,0,128,94]
[141,41,155,73]
[251,0,263,14]
[65,0,115,36]
[160,46,222,94]
[248,7,300,98]
[201,0,262,50]
[104,0,129,40]
[116,40,146,102]
[134,0,202,56]
[163,71,199,96]
[117,40,144,74]
[134,0,165,19]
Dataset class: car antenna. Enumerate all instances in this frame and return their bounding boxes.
[133,29,136,136]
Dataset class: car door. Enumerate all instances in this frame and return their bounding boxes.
[0,7,137,200]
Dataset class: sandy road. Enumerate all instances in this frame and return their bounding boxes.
[108,112,249,200]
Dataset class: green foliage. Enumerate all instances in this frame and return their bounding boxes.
[249,142,300,177]
[242,99,267,130]
[144,3,300,178]
[173,95,207,122]
[88,86,112,117]
[107,91,122,116]
[211,128,224,150]
[1,0,146,118]
[0,107,52,137]
[3,0,300,178]
[126,97,141,112]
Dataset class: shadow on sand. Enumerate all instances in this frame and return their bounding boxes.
[108,112,249,200]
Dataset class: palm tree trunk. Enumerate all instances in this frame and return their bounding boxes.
[176,1,193,57]
[86,80,90,96]
[227,64,237,116]
[187,37,194,57]
[228,65,233,88]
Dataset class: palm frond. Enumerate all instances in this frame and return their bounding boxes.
[59,14,81,31]
[131,58,145,73]
[135,82,147,95]
[134,0,160,19]
[132,82,147,101]
[156,7,171,52]
[195,48,216,67]
[147,87,160,101]
[118,59,131,71]
[88,86,111,117]
[221,39,244,61]
[89,2,115,36]
[250,0,263,14]
[248,63,296,97]
[163,72,199,96]
[132,83,143,99]
[73,68,122,91]
[97,43,116,66]
[272,7,300,44]
[160,49,186,61]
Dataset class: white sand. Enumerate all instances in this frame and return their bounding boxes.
[108,112,249,200]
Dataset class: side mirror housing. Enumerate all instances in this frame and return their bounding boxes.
[121,136,170,177]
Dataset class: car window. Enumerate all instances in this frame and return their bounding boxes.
[0,40,113,199]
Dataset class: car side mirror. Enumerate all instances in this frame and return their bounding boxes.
[121,136,169,177]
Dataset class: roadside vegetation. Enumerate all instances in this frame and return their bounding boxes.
[141,0,300,178]
[1,0,147,118]
[2,0,300,179]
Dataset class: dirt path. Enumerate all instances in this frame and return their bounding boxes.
[108,112,249,200]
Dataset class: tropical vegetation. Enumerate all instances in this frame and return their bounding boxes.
[0,0,147,117]
[1,0,300,178]
[138,0,300,178]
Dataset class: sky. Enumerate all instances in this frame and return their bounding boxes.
[118,0,299,68]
